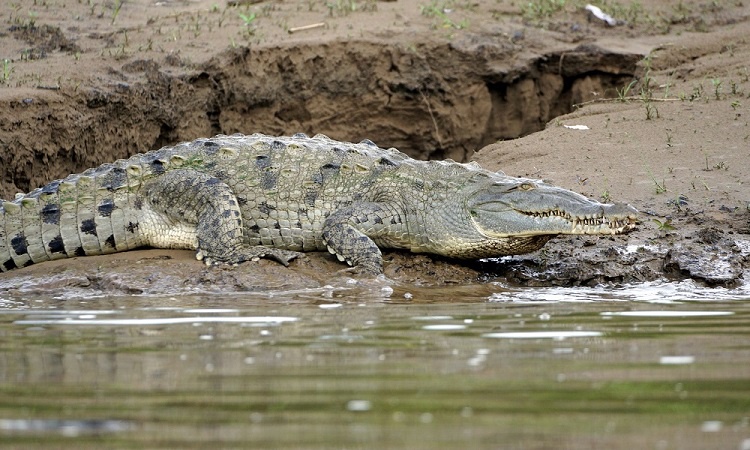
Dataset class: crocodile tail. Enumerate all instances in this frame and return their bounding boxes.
[0,166,145,272]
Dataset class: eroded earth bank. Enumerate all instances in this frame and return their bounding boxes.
[1,0,749,297]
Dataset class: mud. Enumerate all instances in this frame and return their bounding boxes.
[1,0,749,295]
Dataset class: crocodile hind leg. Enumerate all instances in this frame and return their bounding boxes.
[141,169,300,267]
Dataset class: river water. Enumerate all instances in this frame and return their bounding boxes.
[1,281,749,449]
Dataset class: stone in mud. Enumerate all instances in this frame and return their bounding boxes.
[663,228,745,287]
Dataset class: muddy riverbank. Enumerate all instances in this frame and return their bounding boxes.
[1,0,749,294]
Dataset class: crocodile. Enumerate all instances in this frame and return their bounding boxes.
[0,133,637,275]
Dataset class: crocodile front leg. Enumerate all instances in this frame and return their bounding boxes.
[141,169,300,267]
[322,202,405,275]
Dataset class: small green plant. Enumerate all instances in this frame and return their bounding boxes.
[111,0,122,25]
[711,78,723,100]
[520,0,565,22]
[617,79,637,101]
[239,12,256,26]
[731,100,741,110]
[652,218,676,232]
[645,165,666,194]
[644,99,659,120]
[1,59,12,84]
[420,0,467,29]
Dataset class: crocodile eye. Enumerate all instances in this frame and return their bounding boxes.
[520,183,534,191]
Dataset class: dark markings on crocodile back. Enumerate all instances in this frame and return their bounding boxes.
[149,158,166,175]
[74,246,86,257]
[3,259,17,271]
[103,167,127,191]
[104,234,116,249]
[255,155,278,190]
[126,222,139,233]
[377,156,398,167]
[261,171,277,190]
[258,202,275,216]
[48,235,65,254]
[41,203,61,225]
[42,180,61,194]
[98,199,116,217]
[80,219,97,236]
[304,190,318,207]
[11,233,28,255]
[203,140,220,154]
[255,155,271,169]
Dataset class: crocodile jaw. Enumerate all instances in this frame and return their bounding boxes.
[466,179,639,241]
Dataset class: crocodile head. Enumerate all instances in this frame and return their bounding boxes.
[437,177,638,259]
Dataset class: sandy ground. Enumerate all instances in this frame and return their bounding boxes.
[0,0,749,296]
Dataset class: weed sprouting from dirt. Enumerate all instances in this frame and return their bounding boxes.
[111,0,122,25]
[652,218,675,233]
[420,0,468,29]
[711,78,723,100]
[520,0,565,22]
[1,59,12,85]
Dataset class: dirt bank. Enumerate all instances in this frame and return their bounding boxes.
[0,0,749,296]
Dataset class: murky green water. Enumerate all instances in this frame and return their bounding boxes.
[1,283,750,449]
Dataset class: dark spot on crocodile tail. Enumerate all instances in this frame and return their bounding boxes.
[74,246,86,257]
[271,140,285,151]
[104,234,116,249]
[222,210,232,218]
[248,224,260,234]
[126,222,139,233]
[3,259,17,270]
[97,199,116,217]
[205,177,222,186]
[255,154,271,169]
[11,233,28,255]
[23,260,34,268]
[48,235,65,254]
[80,218,97,236]
[236,196,247,206]
[41,203,61,225]
[374,216,383,225]
[304,189,318,207]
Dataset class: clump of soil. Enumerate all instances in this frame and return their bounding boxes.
[0,0,749,295]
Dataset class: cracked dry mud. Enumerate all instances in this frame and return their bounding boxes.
[1,0,749,296]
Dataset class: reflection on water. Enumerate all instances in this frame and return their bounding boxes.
[1,286,749,449]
